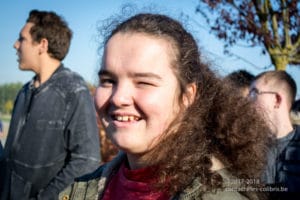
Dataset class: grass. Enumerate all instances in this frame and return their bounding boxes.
[0,114,11,123]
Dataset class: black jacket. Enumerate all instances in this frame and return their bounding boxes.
[276,125,300,192]
[0,65,100,200]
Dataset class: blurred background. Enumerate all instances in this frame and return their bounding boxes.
[1,0,300,148]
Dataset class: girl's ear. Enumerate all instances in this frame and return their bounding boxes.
[183,82,197,107]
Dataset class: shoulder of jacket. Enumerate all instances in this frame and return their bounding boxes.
[285,125,300,144]
[75,165,106,182]
[59,177,101,200]
[174,169,251,200]
[294,125,300,138]
[58,166,105,200]
[51,67,88,93]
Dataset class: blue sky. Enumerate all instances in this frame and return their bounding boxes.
[0,0,299,97]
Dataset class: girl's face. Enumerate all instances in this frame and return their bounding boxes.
[95,32,182,157]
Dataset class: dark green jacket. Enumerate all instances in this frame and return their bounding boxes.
[59,153,255,200]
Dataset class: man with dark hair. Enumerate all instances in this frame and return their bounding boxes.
[0,10,100,199]
[224,69,255,97]
[249,70,300,197]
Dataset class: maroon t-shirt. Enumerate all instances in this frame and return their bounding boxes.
[102,162,170,200]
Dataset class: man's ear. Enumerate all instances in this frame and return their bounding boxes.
[274,93,282,109]
[183,82,197,107]
[39,38,48,54]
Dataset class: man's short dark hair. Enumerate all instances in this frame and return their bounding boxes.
[224,69,255,89]
[27,9,72,61]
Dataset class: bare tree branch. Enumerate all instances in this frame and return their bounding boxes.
[196,0,300,70]
[268,0,281,47]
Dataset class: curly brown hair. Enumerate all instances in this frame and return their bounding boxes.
[103,13,271,197]
[27,9,72,61]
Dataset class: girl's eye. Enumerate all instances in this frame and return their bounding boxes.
[138,82,151,85]
[99,78,115,87]
[136,81,158,88]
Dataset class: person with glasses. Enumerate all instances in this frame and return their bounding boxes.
[249,70,300,196]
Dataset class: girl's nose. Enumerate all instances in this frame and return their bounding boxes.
[110,83,133,107]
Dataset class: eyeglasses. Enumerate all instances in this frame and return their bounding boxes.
[248,87,278,101]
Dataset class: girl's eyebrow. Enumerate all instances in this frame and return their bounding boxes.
[132,72,162,80]
[98,69,162,80]
[98,69,113,77]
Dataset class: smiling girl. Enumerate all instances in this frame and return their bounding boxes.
[60,13,270,200]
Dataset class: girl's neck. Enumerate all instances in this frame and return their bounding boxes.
[210,156,225,171]
[127,154,148,170]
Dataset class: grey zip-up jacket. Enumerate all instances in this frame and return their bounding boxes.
[0,65,101,200]
[59,153,256,200]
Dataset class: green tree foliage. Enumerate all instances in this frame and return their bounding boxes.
[4,100,13,114]
[196,0,300,70]
[0,82,94,115]
[0,82,22,114]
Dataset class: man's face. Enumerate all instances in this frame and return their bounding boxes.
[249,77,279,129]
[14,22,40,72]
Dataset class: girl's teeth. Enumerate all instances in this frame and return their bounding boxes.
[115,116,137,122]
[116,116,123,121]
